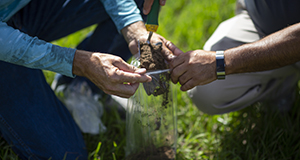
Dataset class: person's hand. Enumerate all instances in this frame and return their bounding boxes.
[167,42,217,91]
[121,21,175,62]
[143,0,166,15]
[72,50,152,98]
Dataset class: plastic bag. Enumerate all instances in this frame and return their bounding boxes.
[143,69,170,96]
[125,62,177,159]
[52,75,107,134]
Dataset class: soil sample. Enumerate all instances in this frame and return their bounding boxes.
[126,42,175,160]
[139,42,167,70]
[139,42,170,96]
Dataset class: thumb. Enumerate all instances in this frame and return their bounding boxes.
[114,59,137,73]
[114,61,152,83]
[114,59,148,75]
[128,40,139,55]
[166,41,184,56]
[160,0,166,6]
[143,0,154,15]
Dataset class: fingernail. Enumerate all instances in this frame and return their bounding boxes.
[162,0,166,5]
[168,54,175,60]
[143,9,147,14]
[136,68,146,73]
[147,76,152,82]
[166,41,171,47]
[155,42,162,46]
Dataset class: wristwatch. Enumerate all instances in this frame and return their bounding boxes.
[216,51,225,79]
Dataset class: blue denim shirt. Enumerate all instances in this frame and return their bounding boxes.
[0,0,142,77]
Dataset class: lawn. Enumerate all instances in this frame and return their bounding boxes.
[2,0,300,159]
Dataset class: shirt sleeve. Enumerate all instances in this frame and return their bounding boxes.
[99,0,143,31]
[0,21,76,77]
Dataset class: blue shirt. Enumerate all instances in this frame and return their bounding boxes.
[0,0,143,77]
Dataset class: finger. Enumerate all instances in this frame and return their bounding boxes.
[170,54,185,69]
[133,68,153,81]
[165,41,184,56]
[160,0,166,6]
[116,69,152,83]
[170,72,178,84]
[107,83,139,98]
[161,41,176,62]
[113,60,152,83]
[180,78,196,91]
[134,68,147,74]
[171,64,187,84]
[151,35,176,62]
[114,58,137,73]
[178,70,193,85]
[143,0,154,15]
[113,58,147,75]
[128,39,138,55]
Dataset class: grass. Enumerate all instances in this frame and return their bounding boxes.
[2,0,300,159]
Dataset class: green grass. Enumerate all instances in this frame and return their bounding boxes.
[2,0,300,159]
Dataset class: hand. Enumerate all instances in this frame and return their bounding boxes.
[143,0,166,15]
[72,50,152,98]
[168,44,217,91]
[121,21,174,62]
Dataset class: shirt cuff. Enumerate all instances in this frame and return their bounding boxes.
[49,45,76,78]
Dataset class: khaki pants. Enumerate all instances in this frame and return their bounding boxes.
[188,2,300,115]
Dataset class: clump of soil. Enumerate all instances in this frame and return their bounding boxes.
[139,42,170,97]
[126,145,175,160]
[139,42,168,70]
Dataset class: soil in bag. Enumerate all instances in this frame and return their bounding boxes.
[139,42,167,71]
[125,42,175,160]
[139,42,170,97]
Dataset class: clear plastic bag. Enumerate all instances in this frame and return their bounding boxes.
[125,65,177,159]
[143,69,170,96]
[52,76,107,134]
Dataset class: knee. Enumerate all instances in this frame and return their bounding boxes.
[187,89,229,115]
[192,101,227,115]
[187,84,257,115]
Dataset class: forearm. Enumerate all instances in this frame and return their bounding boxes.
[121,21,147,44]
[0,22,76,77]
[225,22,300,75]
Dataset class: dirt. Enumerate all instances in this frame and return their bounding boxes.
[126,145,175,160]
[139,42,168,70]
[139,41,171,129]
[139,42,170,97]
[128,42,174,160]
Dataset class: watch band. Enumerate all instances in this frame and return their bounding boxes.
[216,51,225,79]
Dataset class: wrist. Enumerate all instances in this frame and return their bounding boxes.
[72,50,92,77]
[121,21,147,44]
